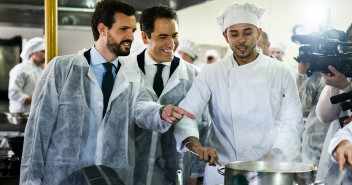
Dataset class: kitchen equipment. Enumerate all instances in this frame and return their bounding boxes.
[334,164,348,185]
[176,170,183,185]
[218,161,317,185]
[3,112,29,125]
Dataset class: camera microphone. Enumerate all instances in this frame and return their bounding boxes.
[330,91,352,104]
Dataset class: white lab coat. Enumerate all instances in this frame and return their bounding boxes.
[121,50,210,185]
[20,49,171,185]
[8,60,43,113]
[296,72,329,164]
[174,53,304,185]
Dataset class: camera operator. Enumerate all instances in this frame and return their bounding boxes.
[315,23,352,184]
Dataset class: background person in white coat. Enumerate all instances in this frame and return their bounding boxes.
[121,5,210,185]
[8,37,45,113]
[176,40,205,70]
[174,2,303,185]
[269,41,285,62]
[20,1,194,185]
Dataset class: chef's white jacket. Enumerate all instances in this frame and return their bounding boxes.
[174,53,304,185]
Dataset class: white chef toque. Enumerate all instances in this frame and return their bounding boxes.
[20,37,45,61]
[177,40,200,60]
[217,2,265,32]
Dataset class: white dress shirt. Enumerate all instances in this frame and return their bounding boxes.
[144,50,171,87]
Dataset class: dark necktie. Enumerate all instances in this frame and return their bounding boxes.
[102,63,115,117]
[153,64,165,97]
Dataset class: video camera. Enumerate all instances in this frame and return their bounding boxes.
[330,91,352,127]
[292,29,352,77]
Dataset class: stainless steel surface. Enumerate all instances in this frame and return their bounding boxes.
[335,165,347,185]
[0,0,211,28]
[176,170,183,185]
[3,112,29,125]
[220,161,317,185]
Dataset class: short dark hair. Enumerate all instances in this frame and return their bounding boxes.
[346,23,352,41]
[139,5,178,38]
[91,0,136,41]
[261,31,269,44]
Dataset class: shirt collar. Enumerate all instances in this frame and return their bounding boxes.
[90,45,119,68]
[145,48,171,67]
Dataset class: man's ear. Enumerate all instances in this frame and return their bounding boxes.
[98,23,107,36]
[222,31,229,43]
[257,28,262,41]
[141,31,149,45]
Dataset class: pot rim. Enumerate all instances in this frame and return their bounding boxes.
[224,161,317,173]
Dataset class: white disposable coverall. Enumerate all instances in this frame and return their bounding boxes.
[8,60,43,113]
[121,50,210,185]
[20,49,171,185]
[296,72,329,165]
[174,53,304,185]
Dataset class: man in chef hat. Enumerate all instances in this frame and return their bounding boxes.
[8,37,45,113]
[204,49,220,64]
[173,2,303,185]
[176,39,206,69]
[269,41,286,61]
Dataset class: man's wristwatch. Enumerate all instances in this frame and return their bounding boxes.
[159,105,165,120]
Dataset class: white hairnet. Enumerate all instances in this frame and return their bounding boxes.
[177,40,200,59]
[270,41,286,51]
[205,49,220,60]
[217,2,265,32]
[20,37,45,61]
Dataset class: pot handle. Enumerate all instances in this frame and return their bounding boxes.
[217,166,225,176]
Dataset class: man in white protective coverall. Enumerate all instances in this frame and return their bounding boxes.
[8,37,45,113]
[173,2,304,185]
[19,1,195,185]
[121,5,210,185]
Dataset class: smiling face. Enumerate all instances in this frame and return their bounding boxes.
[223,23,261,65]
[142,18,179,63]
[104,12,136,56]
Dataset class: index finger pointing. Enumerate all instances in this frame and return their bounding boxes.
[174,107,196,120]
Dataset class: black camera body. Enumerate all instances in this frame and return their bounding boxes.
[292,29,352,77]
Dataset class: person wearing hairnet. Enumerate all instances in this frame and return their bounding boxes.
[315,23,352,184]
[8,37,45,113]
[121,5,210,185]
[173,2,303,185]
[269,41,285,62]
[176,40,205,70]
[20,1,195,185]
[204,49,220,64]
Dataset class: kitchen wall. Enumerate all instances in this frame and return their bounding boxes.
[177,0,352,69]
[0,26,94,55]
[0,0,351,68]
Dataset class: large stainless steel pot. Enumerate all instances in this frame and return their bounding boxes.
[218,161,317,185]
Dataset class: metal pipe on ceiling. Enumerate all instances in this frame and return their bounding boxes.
[45,0,58,66]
